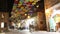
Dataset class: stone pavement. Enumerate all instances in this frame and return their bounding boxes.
[5,29,31,34]
[0,30,60,34]
[32,31,60,34]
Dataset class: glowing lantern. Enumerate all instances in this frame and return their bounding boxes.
[32,2,36,5]
[25,14,27,16]
[36,5,39,8]
[27,15,31,18]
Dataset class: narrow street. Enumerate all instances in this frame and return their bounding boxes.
[5,29,31,34]
[4,30,60,34]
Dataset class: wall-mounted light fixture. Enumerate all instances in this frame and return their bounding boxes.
[2,13,4,18]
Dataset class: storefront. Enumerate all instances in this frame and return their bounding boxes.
[0,12,9,32]
[45,3,60,32]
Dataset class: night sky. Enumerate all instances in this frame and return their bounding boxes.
[0,0,14,12]
[0,0,7,11]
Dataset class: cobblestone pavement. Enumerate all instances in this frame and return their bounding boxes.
[5,30,60,34]
[1,30,60,34]
[5,29,31,34]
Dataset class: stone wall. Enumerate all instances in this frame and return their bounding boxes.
[36,10,47,31]
[0,12,9,32]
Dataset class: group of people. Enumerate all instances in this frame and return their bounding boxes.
[10,21,30,30]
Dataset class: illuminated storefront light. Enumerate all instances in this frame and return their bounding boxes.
[17,23,21,28]
[24,17,37,29]
[45,3,60,31]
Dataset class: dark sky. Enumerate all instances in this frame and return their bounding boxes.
[0,0,14,12]
[0,0,7,11]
